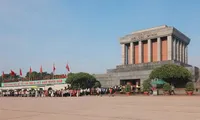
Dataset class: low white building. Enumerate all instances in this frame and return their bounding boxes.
[0,79,70,91]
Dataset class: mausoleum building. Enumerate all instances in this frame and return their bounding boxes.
[94,25,200,87]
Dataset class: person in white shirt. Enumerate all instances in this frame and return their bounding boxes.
[76,89,79,97]
[87,88,90,95]
[35,90,38,97]
[14,90,17,97]
[97,87,102,96]
[80,89,83,96]
[84,89,87,96]
[51,90,54,97]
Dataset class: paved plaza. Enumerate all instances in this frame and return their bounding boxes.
[1,96,200,120]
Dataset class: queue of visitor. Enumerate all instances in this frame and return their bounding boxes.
[0,86,121,97]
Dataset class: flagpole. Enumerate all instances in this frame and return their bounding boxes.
[53,68,55,79]
[29,73,30,81]
[41,72,42,80]
[53,66,54,79]
[1,72,3,83]
[20,69,22,81]
[67,61,68,77]
[66,62,70,78]
[66,67,68,78]
[53,63,54,79]
[53,63,55,79]
[29,67,31,81]
[29,67,32,81]
[10,70,12,81]
[40,66,42,80]
[41,66,42,79]
[66,71,70,78]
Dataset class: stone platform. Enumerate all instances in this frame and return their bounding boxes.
[94,60,200,87]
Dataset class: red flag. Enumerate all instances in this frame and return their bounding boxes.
[2,71,4,78]
[53,64,56,72]
[19,69,22,76]
[40,66,43,73]
[66,63,70,72]
[29,67,32,74]
[10,70,15,76]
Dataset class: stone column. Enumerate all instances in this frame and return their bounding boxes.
[148,39,151,62]
[157,37,161,61]
[130,42,133,64]
[132,42,135,64]
[185,45,188,64]
[139,41,142,63]
[180,42,183,63]
[121,44,125,65]
[167,36,173,60]
[176,40,180,61]
[173,38,176,60]
[125,44,128,64]
[182,43,185,63]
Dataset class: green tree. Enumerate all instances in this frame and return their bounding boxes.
[185,82,195,91]
[26,71,38,80]
[66,72,100,89]
[0,73,20,80]
[41,72,51,79]
[142,79,152,92]
[93,81,101,88]
[26,71,52,80]
[2,74,11,79]
[163,83,171,91]
[124,84,131,92]
[0,78,2,87]
[66,73,75,83]
[149,64,192,87]
[0,73,20,86]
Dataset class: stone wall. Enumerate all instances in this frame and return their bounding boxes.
[108,60,191,73]
[94,74,112,88]
[94,70,152,87]
[185,66,200,82]
[94,60,198,88]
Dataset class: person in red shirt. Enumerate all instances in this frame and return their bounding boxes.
[109,87,114,97]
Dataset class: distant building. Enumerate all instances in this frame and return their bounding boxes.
[95,25,200,87]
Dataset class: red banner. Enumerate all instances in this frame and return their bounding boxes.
[2,79,65,87]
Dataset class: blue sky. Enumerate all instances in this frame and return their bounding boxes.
[0,0,200,75]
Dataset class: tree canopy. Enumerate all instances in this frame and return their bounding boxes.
[0,73,20,80]
[0,79,2,87]
[25,71,52,80]
[149,64,192,85]
[142,79,152,92]
[66,72,101,89]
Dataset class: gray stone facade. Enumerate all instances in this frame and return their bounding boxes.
[120,25,190,44]
[94,25,200,88]
[121,25,190,65]
[94,60,200,87]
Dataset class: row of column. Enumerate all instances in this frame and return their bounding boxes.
[121,36,188,64]
[173,38,188,63]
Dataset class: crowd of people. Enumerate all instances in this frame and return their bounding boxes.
[0,86,122,97]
